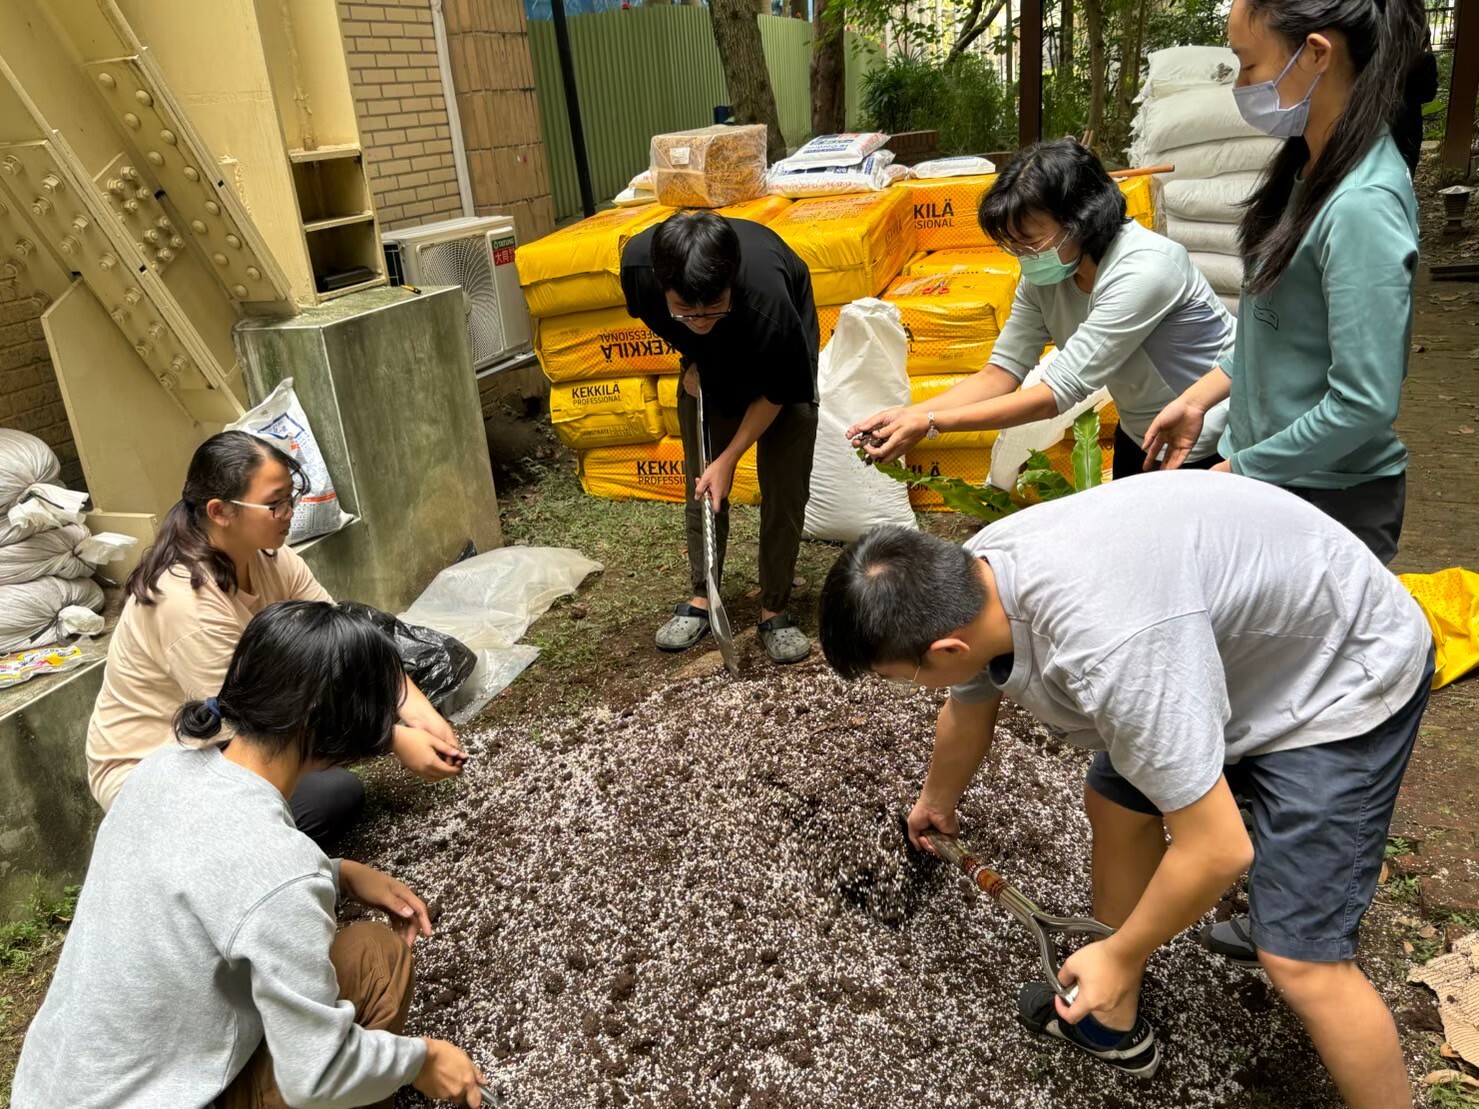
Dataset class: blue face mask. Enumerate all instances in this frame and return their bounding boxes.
[1233,43,1322,138]
[1017,229,1081,286]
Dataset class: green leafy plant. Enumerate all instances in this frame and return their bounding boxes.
[864,409,1104,523]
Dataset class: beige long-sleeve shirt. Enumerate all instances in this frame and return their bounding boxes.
[86,546,330,810]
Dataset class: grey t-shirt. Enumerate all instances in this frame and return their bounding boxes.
[989,220,1235,462]
[13,745,426,1109]
[950,471,1430,813]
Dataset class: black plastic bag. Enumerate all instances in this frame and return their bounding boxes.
[339,602,477,712]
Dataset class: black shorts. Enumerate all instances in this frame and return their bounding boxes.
[1086,652,1434,962]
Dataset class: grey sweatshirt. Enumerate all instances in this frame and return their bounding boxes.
[12,745,426,1108]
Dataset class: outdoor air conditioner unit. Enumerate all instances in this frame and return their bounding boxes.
[382,215,532,372]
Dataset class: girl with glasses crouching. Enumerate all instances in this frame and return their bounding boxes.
[14,601,485,1108]
[86,431,465,847]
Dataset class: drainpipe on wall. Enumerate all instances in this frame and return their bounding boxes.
[431,0,477,218]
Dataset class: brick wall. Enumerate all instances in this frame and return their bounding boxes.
[444,0,556,244]
[338,0,466,229]
[0,288,83,491]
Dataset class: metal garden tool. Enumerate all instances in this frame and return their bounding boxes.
[922,833,1114,1005]
[695,385,740,676]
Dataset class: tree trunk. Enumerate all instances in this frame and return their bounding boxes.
[810,0,847,135]
[1060,0,1073,80]
[943,0,1007,66]
[1004,0,1013,84]
[1084,0,1105,139]
[710,0,788,161]
[1118,0,1149,123]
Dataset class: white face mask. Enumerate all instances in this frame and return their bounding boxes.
[1233,43,1321,138]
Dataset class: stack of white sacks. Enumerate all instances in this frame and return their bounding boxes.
[1130,46,1282,316]
[0,430,132,654]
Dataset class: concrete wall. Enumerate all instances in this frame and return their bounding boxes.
[236,285,502,613]
[0,290,83,490]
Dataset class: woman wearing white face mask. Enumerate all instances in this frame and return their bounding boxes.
[1143,0,1426,566]
[848,139,1236,474]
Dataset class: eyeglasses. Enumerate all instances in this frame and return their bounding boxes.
[1001,226,1070,258]
[670,309,730,322]
[881,661,924,687]
[230,496,300,521]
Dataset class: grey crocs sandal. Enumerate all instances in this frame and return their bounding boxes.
[1197,914,1259,966]
[656,603,711,652]
[758,613,810,664]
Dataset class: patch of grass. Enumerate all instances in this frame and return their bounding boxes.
[1386,875,1424,908]
[0,884,79,1100]
[1430,1078,1479,1108]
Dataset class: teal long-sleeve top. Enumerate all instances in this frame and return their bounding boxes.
[1219,132,1418,490]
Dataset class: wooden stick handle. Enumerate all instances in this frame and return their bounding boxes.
[1108,164,1174,179]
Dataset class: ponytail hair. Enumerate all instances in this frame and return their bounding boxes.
[1238,0,1425,295]
[126,431,308,606]
[174,600,404,769]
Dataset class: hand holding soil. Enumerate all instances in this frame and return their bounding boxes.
[413,1038,485,1107]
[395,724,466,782]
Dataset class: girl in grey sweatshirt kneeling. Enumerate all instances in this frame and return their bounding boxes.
[14,600,485,1108]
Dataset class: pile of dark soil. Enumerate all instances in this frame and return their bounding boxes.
[348,667,1405,1108]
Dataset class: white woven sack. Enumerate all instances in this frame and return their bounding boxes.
[0,576,104,651]
[1141,46,1240,99]
[1131,85,1263,158]
[1166,217,1243,256]
[0,429,59,515]
[1189,251,1246,297]
[802,299,917,542]
[1148,137,1282,181]
[1162,173,1264,223]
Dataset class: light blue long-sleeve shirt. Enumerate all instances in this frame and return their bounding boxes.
[1220,132,1418,489]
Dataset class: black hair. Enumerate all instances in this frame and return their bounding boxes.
[819,525,988,680]
[651,211,742,305]
[979,139,1128,263]
[1238,0,1425,294]
[174,600,404,768]
[126,431,308,606]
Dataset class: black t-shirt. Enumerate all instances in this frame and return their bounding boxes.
[620,217,820,419]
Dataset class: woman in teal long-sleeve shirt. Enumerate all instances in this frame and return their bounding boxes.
[1145,0,1424,566]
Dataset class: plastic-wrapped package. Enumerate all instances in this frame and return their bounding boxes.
[649,125,768,208]
[535,306,679,383]
[0,429,60,514]
[802,299,917,542]
[770,191,917,305]
[336,602,477,713]
[909,156,996,179]
[226,378,353,544]
[0,644,88,690]
[398,547,604,723]
[781,132,889,168]
[766,152,895,198]
[0,576,105,652]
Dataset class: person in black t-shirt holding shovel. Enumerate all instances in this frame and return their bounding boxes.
[620,211,820,664]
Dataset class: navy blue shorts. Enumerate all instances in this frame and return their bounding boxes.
[1086,653,1434,962]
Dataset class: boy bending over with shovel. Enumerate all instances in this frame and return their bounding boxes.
[818,470,1432,1109]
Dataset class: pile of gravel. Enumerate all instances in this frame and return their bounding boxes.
[349,667,1352,1109]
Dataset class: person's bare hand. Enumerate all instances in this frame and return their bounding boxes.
[338,861,433,946]
[393,725,464,782]
[694,457,735,512]
[413,1040,485,1107]
[906,791,960,852]
[682,366,700,398]
[1141,398,1207,472]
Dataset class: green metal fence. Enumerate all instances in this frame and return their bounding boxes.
[529,7,881,222]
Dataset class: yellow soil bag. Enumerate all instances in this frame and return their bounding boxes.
[549,376,663,450]
[900,445,993,512]
[656,373,682,437]
[906,248,1018,279]
[1118,174,1160,231]
[516,205,671,319]
[578,437,759,505]
[535,306,680,383]
[1399,568,1479,689]
[771,191,917,306]
[883,272,1020,376]
[908,375,1000,450]
[718,195,793,225]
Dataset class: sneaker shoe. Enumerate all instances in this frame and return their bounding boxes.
[758,613,810,664]
[656,603,711,652]
[1016,982,1162,1079]
[1197,914,1259,966]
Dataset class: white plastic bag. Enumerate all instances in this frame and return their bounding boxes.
[0,429,59,514]
[78,531,137,566]
[988,350,1111,490]
[909,155,996,179]
[227,377,353,544]
[767,152,895,198]
[613,185,656,208]
[802,299,918,542]
[6,484,89,533]
[399,546,603,723]
[1141,46,1240,99]
[781,132,889,168]
[1161,173,1263,223]
[0,576,104,651]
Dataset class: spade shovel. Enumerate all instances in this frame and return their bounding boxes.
[695,384,740,677]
